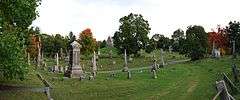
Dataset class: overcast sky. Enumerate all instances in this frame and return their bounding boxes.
[32,0,240,41]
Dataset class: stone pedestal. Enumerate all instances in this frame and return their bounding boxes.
[65,41,84,78]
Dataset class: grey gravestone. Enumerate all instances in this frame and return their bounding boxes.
[152,70,157,79]
[54,65,59,72]
[216,80,232,100]
[92,51,97,78]
[65,41,84,78]
[56,53,59,69]
[127,71,131,79]
[232,64,239,82]
[160,48,165,67]
[37,43,41,67]
[28,53,30,66]
[123,49,129,72]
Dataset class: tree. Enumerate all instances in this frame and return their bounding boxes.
[172,29,185,52]
[0,0,41,80]
[112,13,151,55]
[78,28,97,54]
[99,40,107,48]
[226,21,240,54]
[185,25,208,60]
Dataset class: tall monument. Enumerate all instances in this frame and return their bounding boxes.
[65,41,83,78]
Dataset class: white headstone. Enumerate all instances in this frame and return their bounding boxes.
[123,49,128,72]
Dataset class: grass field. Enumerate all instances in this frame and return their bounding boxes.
[1,55,240,100]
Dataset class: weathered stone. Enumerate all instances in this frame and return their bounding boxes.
[65,41,84,78]
[123,49,129,72]
[127,71,131,79]
[92,51,97,78]
[152,70,157,79]
[232,64,239,82]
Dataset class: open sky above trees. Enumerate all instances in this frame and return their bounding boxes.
[32,0,240,41]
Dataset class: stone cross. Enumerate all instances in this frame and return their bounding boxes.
[160,48,165,67]
[123,49,129,72]
[65,41,83,78]
[92,51,97,78]
[28,53,30,66]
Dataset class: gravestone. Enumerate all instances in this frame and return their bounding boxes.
[59,67,64,73]
[92,51,97,78]
[160,48,165,67]
[28,53,30,66]
[54,65,59,72]
[152,70,157,79]
[168,46,173,53]
[232,64,239,82]
[216,80,232,100]
[123,49,129,72]
[127,71,131,79]
[65,41,84,78]
[56,53,59,69]
[37,43,41,67]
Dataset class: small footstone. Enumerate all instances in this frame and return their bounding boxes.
[127,71,131,79]
[89,75,94,80]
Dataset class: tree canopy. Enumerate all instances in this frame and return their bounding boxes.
[113,13,151,55]
[0,0,41,80]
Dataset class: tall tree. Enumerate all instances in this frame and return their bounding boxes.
[172,29,185,52]
[113,13,151,55]
[78,28,97,54]
[226,21,240,54]
[185,25,208,60]
[0,0,41,80]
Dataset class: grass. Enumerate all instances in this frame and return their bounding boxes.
[44,49,187,72]
[1,55,240,100]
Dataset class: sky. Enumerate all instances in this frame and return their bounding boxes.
[32,0,240,41]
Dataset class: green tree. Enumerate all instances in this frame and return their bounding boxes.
[172,29,185,52]
[113,13,151,55]
[185,25,208,60]
[226,21,240,54]
[0,0,41,80]
[100,40,107,48]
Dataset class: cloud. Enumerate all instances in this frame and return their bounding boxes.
[32,0,240,40]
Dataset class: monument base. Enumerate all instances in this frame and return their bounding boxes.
[64,67,84,78]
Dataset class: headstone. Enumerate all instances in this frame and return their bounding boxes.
[37,43,41,67]
[56,53,59,69]
[27,53,30,66]
[89,75,94,80]
[168,46,173,53]
[92,51,97,78]
[233,40,236,58]
[60,67,64,73]
[54,65,59,72]
[65,41,84,78]
[127,71,131,79]
[64,66,68,72]
[152,70,157,79]
[123,49,129,72]
[160,48,165,67]
[232,64,239,82]
[216,80,231,100]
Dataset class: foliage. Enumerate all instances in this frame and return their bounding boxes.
[41,34,68,57]
[0,26,28,80]
[208,27,229,54]
[172,29,185,52]
[0,0,41,80]
[113,13,151,55]
[226,21,240,53]
[78,28,97,54]
[145,34,172,53]
[99,40,107,48]
[185,25,208,60]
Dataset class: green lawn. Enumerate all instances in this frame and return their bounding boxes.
[1,56,240,100]
[44,49,187,72]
